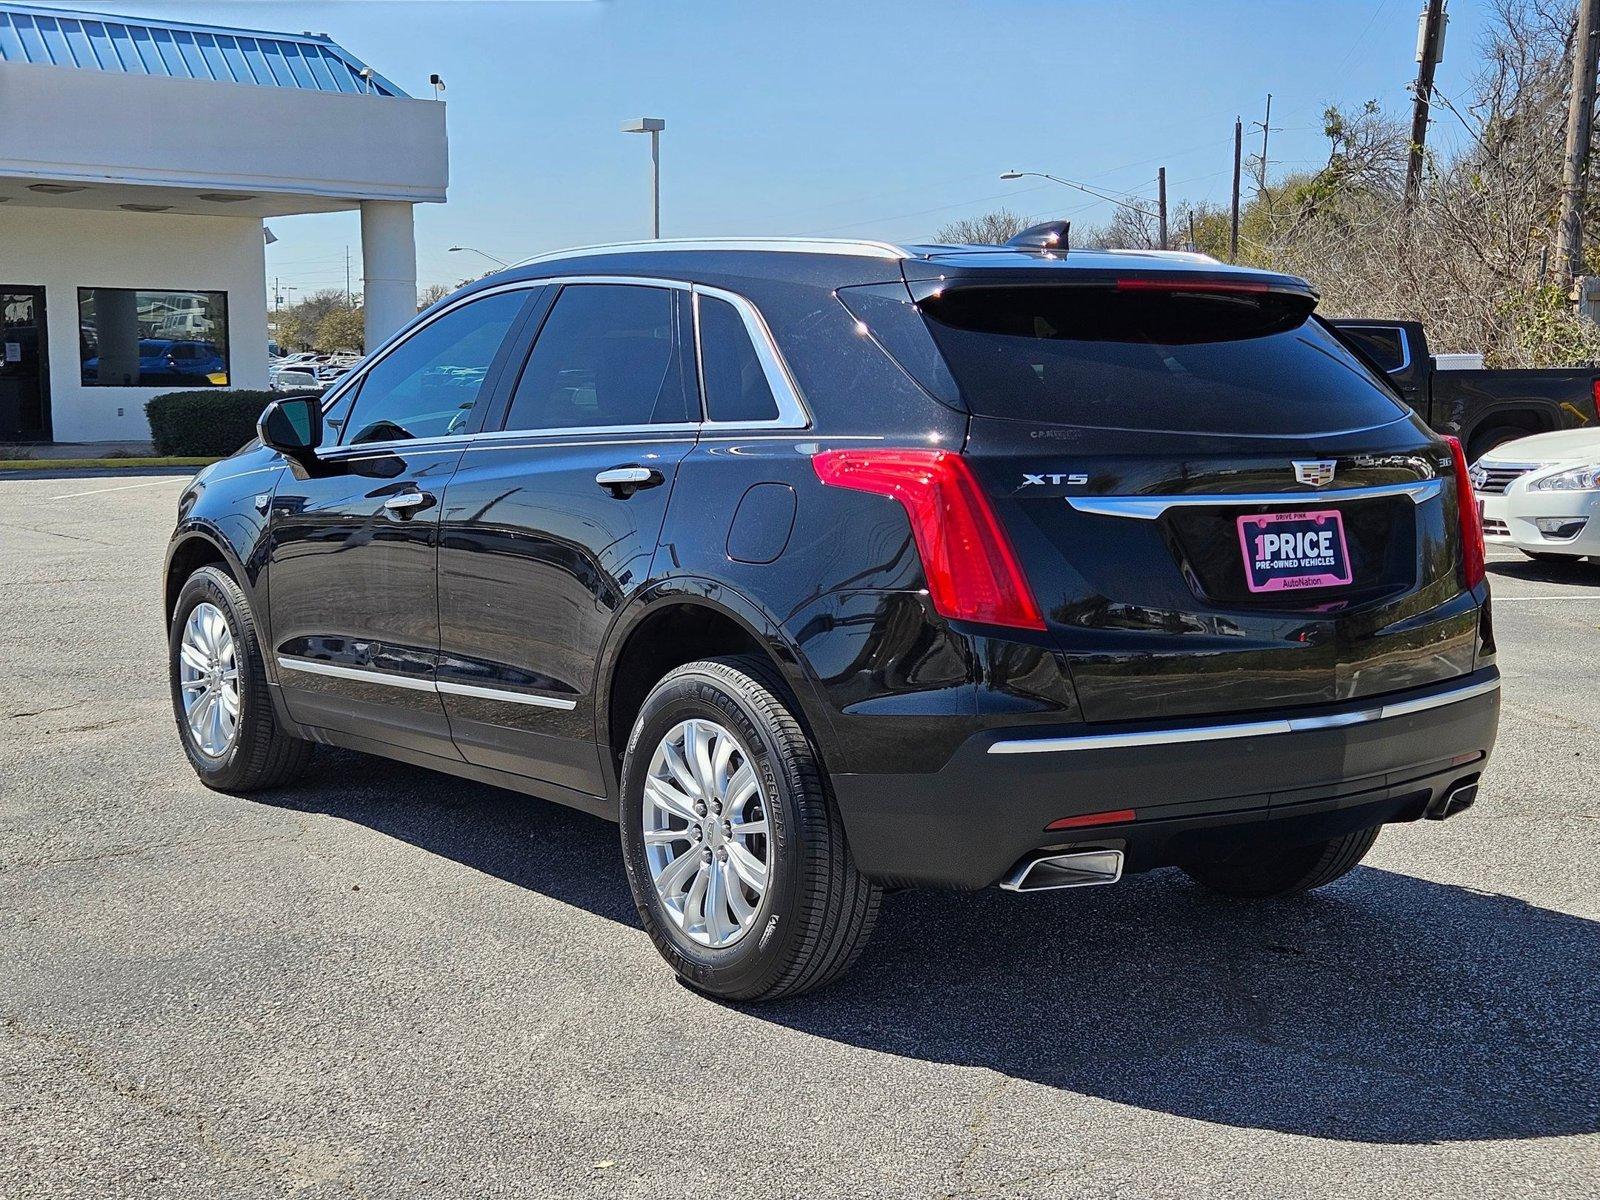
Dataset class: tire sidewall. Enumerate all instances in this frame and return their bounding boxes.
[619,664,808,999]
[168,568,257,788]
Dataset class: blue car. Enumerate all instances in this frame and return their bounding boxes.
[82,339,226,385]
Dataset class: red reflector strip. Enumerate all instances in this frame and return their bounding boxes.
[1045,808,1137,832]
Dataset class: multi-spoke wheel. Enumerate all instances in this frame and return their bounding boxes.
[643,718,770,948]
[168,564,312,791]
[177,601,240,758]
[619,655,881,1002]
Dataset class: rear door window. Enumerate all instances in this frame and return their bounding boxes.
[502,284,695,431]
[919,284,1407,435]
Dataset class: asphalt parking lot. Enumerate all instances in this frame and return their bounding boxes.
[3,471,1598,1199]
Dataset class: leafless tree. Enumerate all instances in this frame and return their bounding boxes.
[933,208,1035,245]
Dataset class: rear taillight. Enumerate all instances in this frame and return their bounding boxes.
[1591,376,1600,415]
[1444,435,1486,590]
[811,448,1045,631]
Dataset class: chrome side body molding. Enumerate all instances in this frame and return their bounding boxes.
[276,656,579,710]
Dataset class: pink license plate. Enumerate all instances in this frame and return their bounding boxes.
[1236,509,1352,593]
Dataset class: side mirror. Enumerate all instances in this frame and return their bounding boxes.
[258,395,322,465]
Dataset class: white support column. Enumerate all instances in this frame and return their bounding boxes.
[359,200,417,351]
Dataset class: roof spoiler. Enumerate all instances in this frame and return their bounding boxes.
[1006,220,1071,251]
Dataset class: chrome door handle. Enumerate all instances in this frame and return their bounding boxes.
[595,466,663,496]
[383,490,433,517]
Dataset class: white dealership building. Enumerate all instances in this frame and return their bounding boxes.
[0,3,447,444]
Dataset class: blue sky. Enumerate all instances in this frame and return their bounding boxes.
[72,0,1498,298]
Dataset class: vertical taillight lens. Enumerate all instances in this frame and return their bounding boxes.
[1444,435,1486,590]
[811,448,1046,631]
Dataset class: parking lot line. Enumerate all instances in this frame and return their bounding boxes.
[49,477,188,501]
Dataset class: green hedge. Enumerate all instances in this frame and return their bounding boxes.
[145,390,278,457]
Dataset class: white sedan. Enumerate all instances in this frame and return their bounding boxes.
[1472,428,1600,562]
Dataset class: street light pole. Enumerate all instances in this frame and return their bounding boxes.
[447,245,509,269]
[999,170,1161,221]
[623,118,666,238]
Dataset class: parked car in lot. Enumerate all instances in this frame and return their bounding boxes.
[1471,427,1600,563]
[82,338,226,386]
[1330,318,1600,461]
[164,236,1499,1000]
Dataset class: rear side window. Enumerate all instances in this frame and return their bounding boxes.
[1338,325,1407,373]
[341,290,526,445]
[698,294,779,423]
[503,284,693,431]
[918,285,1407,436]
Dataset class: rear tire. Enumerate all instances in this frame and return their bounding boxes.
[168,566,313,792]
[618,655,881,1002]
[1182,825,1380,899]
[1467,424,1529,463]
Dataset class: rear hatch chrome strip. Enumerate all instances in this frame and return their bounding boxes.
[987,673,1498,755]
[1065,478,1442,519]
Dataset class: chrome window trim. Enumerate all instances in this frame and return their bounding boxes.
[987,675,1499,756]
[515,238,908,266]
[690,284,811,430]
[277,655,578,710]
[1065,478,1442,520]
[1335,323,1412,375]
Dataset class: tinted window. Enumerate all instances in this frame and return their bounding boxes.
[1339,325,1407,373]
[503,285,692,431]
[698,294,778,422]
[78,287,228,387]
[341,290,525,445]
[919,285,1407,436]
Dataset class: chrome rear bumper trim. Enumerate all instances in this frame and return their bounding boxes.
[987,675,1499,755]
[1065,478,1442,520]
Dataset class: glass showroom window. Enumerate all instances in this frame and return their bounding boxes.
[78,289,230,387]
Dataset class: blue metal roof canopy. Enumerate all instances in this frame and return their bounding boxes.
[0,3,408,97]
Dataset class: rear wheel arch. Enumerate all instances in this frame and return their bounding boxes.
[598,588,825,788]
[1463,408,1557,460]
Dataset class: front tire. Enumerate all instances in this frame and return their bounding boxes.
[1182,825,1380,898]
[168,565,312,792]
[619,656,881,1002]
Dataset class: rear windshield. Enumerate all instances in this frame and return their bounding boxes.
[918,284,1407,435]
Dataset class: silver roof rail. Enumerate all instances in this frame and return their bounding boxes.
[514,237,909,267]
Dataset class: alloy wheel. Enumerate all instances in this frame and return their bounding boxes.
[178,601,240,758]
[642,718,770,948]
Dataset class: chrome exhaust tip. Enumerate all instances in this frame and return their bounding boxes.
[1425,780,1479,820]
[1000,848,1124,893]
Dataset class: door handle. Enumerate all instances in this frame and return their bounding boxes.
[383,490,434,518]
[595,466,664,497]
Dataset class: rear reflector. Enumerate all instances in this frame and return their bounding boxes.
[812,448,1045,630]
[1045,808,1137,832]
[1444,435,1487,589]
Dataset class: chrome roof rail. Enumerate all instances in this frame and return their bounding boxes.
[514,237,909,267]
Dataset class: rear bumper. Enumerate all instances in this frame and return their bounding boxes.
[831,668,1501,890]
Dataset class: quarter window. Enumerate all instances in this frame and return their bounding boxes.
[502,284,693,431]
[697,294,779,423]
[341,290,527,445]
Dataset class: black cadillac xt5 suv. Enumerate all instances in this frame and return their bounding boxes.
[164,235,1499,1001]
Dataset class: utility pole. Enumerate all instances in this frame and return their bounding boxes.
[1230,117,1242,263]
[1405,0,1447,210]
[344,245,352,307]
[1252,93,1273,194]
[1558,0,1600,285]
[1188,211,1197,254]
[1157,167,1168,249]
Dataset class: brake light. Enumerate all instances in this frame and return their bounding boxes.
[1114,278,1277,295]
[811,448,1045,630]
[1444,435,1486,589]
[1591,376,1600,415]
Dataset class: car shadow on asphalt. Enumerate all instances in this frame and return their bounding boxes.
[1487,555,1600,584]
[253,749,1600,1147]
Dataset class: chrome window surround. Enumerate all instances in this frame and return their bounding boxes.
[1335,323,1413,375]
[277,656,578,710]
[1065,478,1442,520]
[311,276,811,454]
[988,675,1498,756]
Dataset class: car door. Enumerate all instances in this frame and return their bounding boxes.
[267,286,537,758]
[436,280,700,796]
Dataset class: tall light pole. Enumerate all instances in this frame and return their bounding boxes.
[999,170,1161,221]
[448,245,509,268]
[623,117,666,238]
